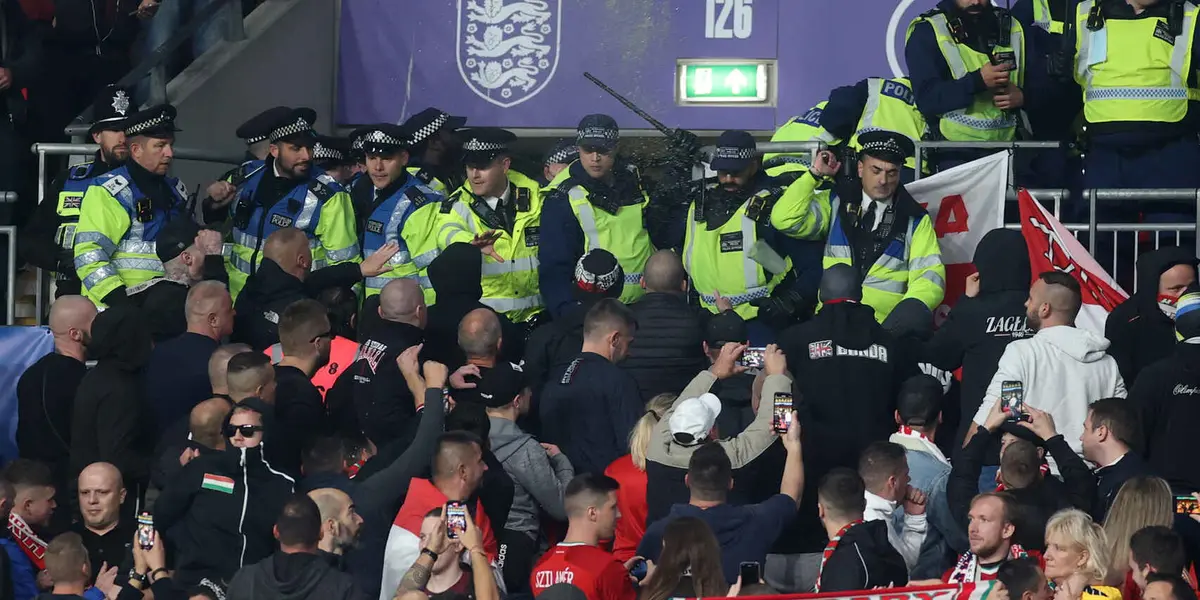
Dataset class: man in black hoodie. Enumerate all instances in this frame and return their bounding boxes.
[155,400,295,587]
[814,468,907,592]
[226,494,365,600]
[1131,285,1200,493]
[1106,247,1198,387]
[349,278,427,448]
[925,228,1032,454]
[68,306,155,504]
[422,242,520,368]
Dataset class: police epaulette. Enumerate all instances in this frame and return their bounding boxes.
[917,7,943,18]
[414,169,435,185]
[403,185,434,209]
[440,190,464,214]
[307,177,336,201]
[68,162,96,180]
[746,187,783,223]
[515,187,531,212]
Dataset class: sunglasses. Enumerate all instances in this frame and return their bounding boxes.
[224,424,264,438]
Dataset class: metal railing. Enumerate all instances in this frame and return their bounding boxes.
[29,144,243,324]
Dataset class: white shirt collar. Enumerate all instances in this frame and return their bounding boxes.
[484,184,512,211]
[1100,453,1126,470]
[859,192,891,232]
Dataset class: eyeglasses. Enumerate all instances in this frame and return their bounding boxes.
[223,424,264,438]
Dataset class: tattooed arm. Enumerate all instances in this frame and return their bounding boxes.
[393,553,436,598]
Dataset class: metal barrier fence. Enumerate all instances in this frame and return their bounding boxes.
[28,144,244,324]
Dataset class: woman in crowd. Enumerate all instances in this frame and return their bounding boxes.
[1044,509,1123,600]
[1102,476,1174,599]
[637,517,728,600]
[605,393,674,561]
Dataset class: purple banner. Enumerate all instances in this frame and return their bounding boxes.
[337,0,933,130]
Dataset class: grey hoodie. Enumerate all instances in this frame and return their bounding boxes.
[488,416,576,536]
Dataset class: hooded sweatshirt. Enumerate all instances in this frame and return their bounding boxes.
[1106,247,1199,387]
[1130,342,1200,492]
[226,551,363,600]
[425,243,522,368]
[816,520,909,592]
[69,306,156,487]
[488,416,575,536]
[926,228,1033,455]
[973,325,1126,472]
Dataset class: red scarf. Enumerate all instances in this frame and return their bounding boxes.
[947,544,1028,583]
[996,463,1051,491]
[7,513,47,571]
[815,520,863,592]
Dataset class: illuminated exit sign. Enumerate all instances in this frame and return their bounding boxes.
[677,60,774,106]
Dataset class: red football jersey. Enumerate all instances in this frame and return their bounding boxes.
[604,455,648,562]
[530,543,636,600]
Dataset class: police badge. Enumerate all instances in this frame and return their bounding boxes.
[457,0,561,108]
[112,90,131,116]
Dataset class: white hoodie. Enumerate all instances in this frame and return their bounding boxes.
[974,325,1126,471]
[864,491,927,574]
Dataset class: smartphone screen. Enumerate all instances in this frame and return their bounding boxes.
[772,393,793,434]
[629,558,648,581]
[737,347,766,369]
[739,562,761,584]
[136,513,155,550]
[1175,496,1200,515]
[446,502,467,539]
[1000,381,1024,419]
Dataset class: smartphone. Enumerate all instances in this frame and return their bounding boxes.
[1175,496,1200,515]
[136,513,155,551]
[1000,381,1025,420]
[737,347,766,369]
[628,557,648,582]
[772,392,794,434]
[740,562,761,585]
[446,502,467,539]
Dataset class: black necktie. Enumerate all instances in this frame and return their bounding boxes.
[862,201,877,233]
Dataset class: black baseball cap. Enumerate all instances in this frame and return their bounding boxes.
[576,114,619,151]
[710,130,756,172]
[453,361,528,408]
[156,219,202,263]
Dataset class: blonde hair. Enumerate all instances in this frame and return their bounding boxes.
[1047,509,1112,585]
[629,393,676,471]
[1103,476,1173,585]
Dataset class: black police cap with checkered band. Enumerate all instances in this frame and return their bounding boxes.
[123,104,181,138]
[544,138,579,166]
[576,114,619,150]
[460,128,516,167]
[267,108,318,144]
[403,107,467,147]
[857,130,915,167]
[235,107,294,145]
[312,135,352,162]
[350,124,410,155]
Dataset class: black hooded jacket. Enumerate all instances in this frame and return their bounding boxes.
[155,399,295,587]
[925,228,1032,454]
[817,520,908,592]
[778,301,917,553]
[1131,343,1200,492]
[1106,247,1199,387]
[233,259,363,351]
[423,242,520,368]
[69,306,155,487]
[227,551,365,600]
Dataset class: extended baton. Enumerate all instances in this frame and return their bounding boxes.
[583,72,674,136]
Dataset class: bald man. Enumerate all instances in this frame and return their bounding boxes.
[16,296,98,489]
[350,278,429,447]
[423,241,523,367]
[234,227,398,351]
[152,396,232,490]
[209,343,252,397]
[71,462,133,583]
[459,308,503,367]
[624,250,707,402]
[145,281,237,443]
[309,488,363,559]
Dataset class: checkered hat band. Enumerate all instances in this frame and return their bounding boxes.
[359,130,406,147]
[463,139,507,152]
[312,144,344,161]
[126,114,170,135]
[577,127,618,142]
[270,118,313,142]
[861,139,904,155]
[245,135,268,145]
[715,147,754,160]
[411,113,449,145]
[547,147,578,164]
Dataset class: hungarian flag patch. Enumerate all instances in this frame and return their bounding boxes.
[201,474,235,494]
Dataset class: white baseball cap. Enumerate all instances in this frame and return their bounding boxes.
[668,393,722,444]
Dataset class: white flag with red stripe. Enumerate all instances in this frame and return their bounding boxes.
[1018,189,1128,334]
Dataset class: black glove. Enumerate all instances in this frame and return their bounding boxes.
[750,290,812,327]
[665,129,702,167]
[522,310,553,342]
[56,249,75,275]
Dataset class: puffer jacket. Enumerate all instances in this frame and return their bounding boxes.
[621,292,708,402]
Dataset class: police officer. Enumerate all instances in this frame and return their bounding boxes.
[540,114,656,314]
[1070,0,1200,196]
[681,131,821,339]
[73,104,193,307]
[820,77,929,181]
[401,107,467,193]
[763,101,840,183]
[905,0,1027,170]
[202,107,293,217]
[435,128,545,323]
[205,107,360,300]
[541,138,579,185]
[773,131,946,322]
[312,135,360,186]
[20,85,133,298]
[347,123,443,300]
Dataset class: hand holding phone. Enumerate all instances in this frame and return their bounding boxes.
[1175,495,1200,516]
[1000,381,1026,421]
[136,513,155,550]
[739,562,761,585]
[446,502,467,539]
[772,392,794,434]
[737,347,766,370]
[628,558,648,581]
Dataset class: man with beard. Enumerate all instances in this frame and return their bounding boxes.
[73,104,192,308]
[131,220,229,342]
[202,107,360,301]
[904,0,1028,170]
[16,296,96,492]
[308,488,363,569]
[20,86,133,299]
[775,131,945,322]
[938,493,1028,583]
[680,130,822,339]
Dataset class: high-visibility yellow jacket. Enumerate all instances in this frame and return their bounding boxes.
[351,173,444,298]
[763,102,840,181]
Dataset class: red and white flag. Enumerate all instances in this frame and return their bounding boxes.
[1018,189,1128,334]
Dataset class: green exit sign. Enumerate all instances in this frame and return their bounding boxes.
[677,60,774,106]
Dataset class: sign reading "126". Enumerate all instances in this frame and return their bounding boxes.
[704,0,754,39]
[677,60,775,106]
